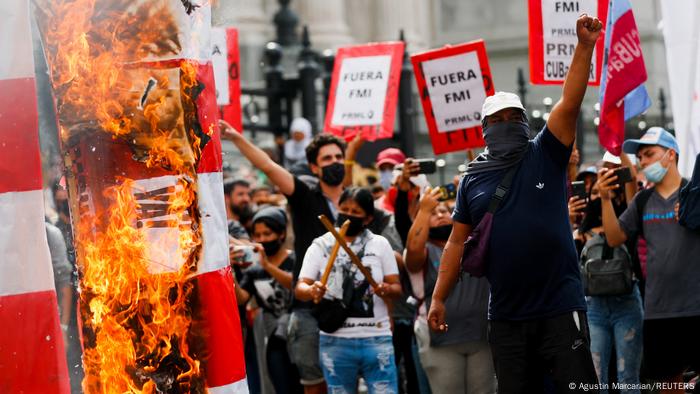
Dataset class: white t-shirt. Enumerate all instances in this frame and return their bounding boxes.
[299,230,398,338]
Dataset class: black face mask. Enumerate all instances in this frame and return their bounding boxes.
[320,162,345,186]
[336,213,365,237]
[428,224,452,241]
[261,238,283,256]
[580,198,603,233]
[483,120,530,161]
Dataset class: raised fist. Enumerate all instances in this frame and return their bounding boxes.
[576,14,603,46]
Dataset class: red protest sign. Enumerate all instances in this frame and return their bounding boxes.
[529,0,607,85]
[411,40,494,155]
[212,27,242,131]
[323,42,404,141]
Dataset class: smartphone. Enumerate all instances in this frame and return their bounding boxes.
[571,181,587,200]
[414,158,437,175]
[614,167,633,184]
[437,183,457,201]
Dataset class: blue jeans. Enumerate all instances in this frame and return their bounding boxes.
[586,284,644,394]
[319,335,398,394]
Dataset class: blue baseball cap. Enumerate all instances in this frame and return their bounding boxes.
[622,127,679,155]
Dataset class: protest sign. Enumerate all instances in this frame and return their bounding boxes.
[324,42,404,141]
[212,27,242,131]
[411,40,494,155]
[529,0,607,85]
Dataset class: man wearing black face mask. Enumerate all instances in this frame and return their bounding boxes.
[428,15,603,394]
[405,187,494,393]
[220,120,347,394]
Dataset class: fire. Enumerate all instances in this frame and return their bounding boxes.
[33,0,212,392]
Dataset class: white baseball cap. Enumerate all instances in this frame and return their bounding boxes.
[482,92,526,117]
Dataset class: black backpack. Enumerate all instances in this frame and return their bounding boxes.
[580,233,634,296]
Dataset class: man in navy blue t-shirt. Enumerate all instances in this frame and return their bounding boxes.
[427,14,602,393]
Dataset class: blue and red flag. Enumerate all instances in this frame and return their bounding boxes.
[598,0,651,155]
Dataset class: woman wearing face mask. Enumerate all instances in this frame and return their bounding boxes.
[295,187,402,394]
[404,187,495,394]
[235,207,302,394]
[573,183,643,393]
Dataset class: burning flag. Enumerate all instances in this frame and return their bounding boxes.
[0,0,70,392]
[598,0,651,155]
[32,0,247,392]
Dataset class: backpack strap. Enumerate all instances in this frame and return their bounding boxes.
[487,164,520,214]
[635,188,654,238]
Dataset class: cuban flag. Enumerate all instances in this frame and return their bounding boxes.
[598,0,651,155]
[0,0,71,392]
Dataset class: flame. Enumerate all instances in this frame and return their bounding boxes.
[33,0,212,392]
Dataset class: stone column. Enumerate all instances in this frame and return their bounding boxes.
[296,0,354,50]
[373,0,428,51]
[212,0,273,82]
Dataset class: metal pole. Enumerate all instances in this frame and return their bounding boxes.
[659,88,667,127]
[517,68,528,108]
[321,49,335,117]
[398,30,416,157]
[265,42,284,136]
[273,0,298,46]
[298,25,320,132]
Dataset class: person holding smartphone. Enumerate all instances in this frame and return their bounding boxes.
[235,207,302,394]
[405,187,494,394]
[599,128,700,392]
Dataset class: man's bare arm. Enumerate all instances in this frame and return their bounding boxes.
[547,15,603,147]
[219,120,295,195]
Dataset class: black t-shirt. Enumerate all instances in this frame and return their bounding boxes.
[286,176,336,308]
[453,126,586,321]
[240,254,295,317]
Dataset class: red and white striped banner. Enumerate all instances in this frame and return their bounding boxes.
[29,0,248,391]
[0,0,70,392]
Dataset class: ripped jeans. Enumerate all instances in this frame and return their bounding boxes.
[586,283,644,394]
[319,334,398,394]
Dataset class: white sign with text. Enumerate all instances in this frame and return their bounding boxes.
[542,0,597,81]
[331,55,392,126]
[211,27,230,106]
[422,52,486,132]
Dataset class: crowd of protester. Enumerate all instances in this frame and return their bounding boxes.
[214,109,699,394]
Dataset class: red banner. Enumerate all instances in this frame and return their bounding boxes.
[324,42,404,141]
[212,27,242,132]
[528,0,608,85]
[411,40,494,155]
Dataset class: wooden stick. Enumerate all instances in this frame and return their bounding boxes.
[319,220,350,286]
[467,149,476,162]
[318,215,379,289]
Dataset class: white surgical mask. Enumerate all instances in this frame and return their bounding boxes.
[379,170,394,190]
[642,150,670,184]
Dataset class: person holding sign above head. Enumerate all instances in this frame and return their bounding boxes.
[427,15,603,394]
[220,120,350,394]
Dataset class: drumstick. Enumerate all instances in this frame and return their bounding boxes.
[318,215,379,289]
[320,220,350,286]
